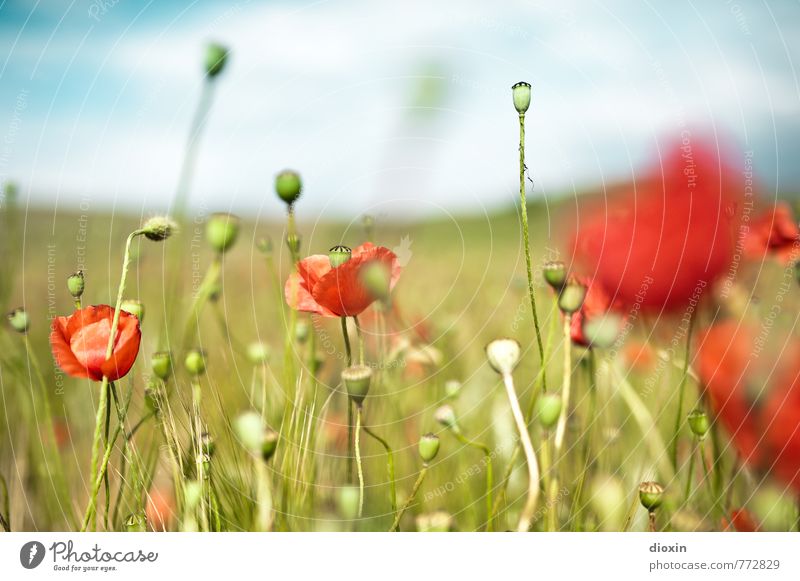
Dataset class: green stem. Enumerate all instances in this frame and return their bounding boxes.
[539,432,555,531]
[355,406,365,518]
[553,315,572,457]
[363,425,397,519]
[390,466,428,531]
[570,353,597,531]
[353,315,365,365]
[670,312,695,471]
[683,440,697,503]
[517,112,546,392]
[341,317,354,482]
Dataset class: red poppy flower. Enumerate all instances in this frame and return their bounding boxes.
[285,242,401,317]
[571,139,742,313]
[743,202,800,264]
[50,305,141,381]
[722,508,760,532]
[695,321,800,494]
[569,277,623,347]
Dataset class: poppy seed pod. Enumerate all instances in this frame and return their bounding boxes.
[638,481,665,512]
[418,433,440,463]
[205,213,240,254]
[328,245,352,268]
[536,393,562,429]
[687,409,710,439]
[184,349,206,376]
[581,313,624,349]
[275,170,302,205]
[234,411,265,453]
[512,81,531,114]
[121,299,144,323]
[7,307,29,334]
[151,351,172,381]
[246,341,270,365]
[261,429,279,462]
[286,232,301,257]
[67,271,85,299]
[204,42,229,78]
[434,404,459,432]
[142,216,177,241]
[360,260,392,301]
[342,365,372,407]
[558,281,587,314]
[543,260,567,291]
[485,338,521,375]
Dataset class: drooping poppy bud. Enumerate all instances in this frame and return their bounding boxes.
[275,170,302,206]
[142,216,177,241]
[418,433,440,463]
[434,405,460,432]
[205,213,240,254]
[511,81,531,114]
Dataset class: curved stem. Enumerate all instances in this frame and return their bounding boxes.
[355,406,365,518]
[502,371,540,532]
[390,466,428,531]
[517,112,547,392]
[363,425,397,518]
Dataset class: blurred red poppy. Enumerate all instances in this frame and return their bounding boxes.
[50,305,141,381]
[743,202,800,264]
[722,508,760,532]
[571,139,742,313]
[696,321,800,494]
[285,242,401,317]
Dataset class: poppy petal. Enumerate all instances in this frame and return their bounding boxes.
[50,316,92,380]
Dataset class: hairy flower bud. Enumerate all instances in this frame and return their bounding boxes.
[205,213,240,254]
[142,216,177,241]
[275,170,302,206]
[67,271,85,299]
[151,351,172,381]
[7,307,29,334]
[184,349,206,376]
[512,81,532,114]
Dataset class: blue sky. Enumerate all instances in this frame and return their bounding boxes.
[1,0,799,220]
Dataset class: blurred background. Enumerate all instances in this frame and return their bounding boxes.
[1,0,799,220]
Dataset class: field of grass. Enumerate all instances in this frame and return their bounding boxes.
[2,193,798,533]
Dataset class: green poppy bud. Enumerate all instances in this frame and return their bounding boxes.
[485,338,521,375]
[444,379,462,399]
[360,260,391,301]
[142,216,177,241]
[512,81,532,114]
[418,432,440,463]
[342,365,372,407]
[434,404,459,432]
[121,299,144,322]
[295,319,310,344]
[246,341,270,365]
[581,313,624,349]
[536,393,562,429]
[204,42,229,78]
[151,351,172,381]
[261,429,279,462]
[328,245,352,268]
[7,307,29,334]
[336,485,360,520]
[234,411,265,453]
[67,271,85,299]
[124,512,147,532]
[275,170,302,205]
[257,237,273,256]
[687,409,710,439]
[543,260,567,290]
[205,212,240,254]
[286,232,301,256]
[558,281,587,314]
[184,349,206,376]
[144,383,161,413]
[639,481,665,512]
